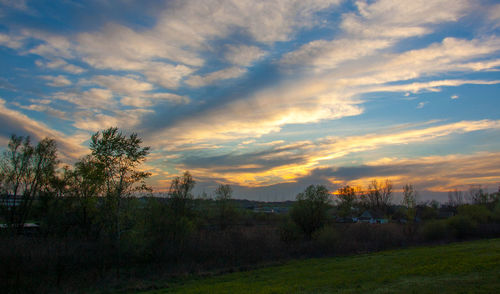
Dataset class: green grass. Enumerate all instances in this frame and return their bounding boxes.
[143,239,500,294]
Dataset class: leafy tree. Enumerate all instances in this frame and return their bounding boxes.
[67,155,106,237]
[214,184,237,229]
[290,185,331,239]
[90,127,151,199]
[0,135,58,233]
[89,127,151,276]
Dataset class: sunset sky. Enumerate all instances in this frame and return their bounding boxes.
[1,0,500,201]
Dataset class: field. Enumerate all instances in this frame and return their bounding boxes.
[142,238,500,294]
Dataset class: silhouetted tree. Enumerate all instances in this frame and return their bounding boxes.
[402,184,418,238]
[168,171,195,218]
[468,185,489,204]
[89,127,151,276]
[214,184,236,229]
[364,179,392,213]
[0,135,58,233]
[291,185,331,239]
[336,185,358,218]
[447,189,464,207]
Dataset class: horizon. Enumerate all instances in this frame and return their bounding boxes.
[1,0,500,202]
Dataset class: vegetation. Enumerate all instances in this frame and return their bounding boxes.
[144,238,500,294]
[290,185,330,239]
[0,128,499,293]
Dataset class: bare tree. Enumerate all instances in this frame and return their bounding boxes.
[447,189,464,207]
[468,185,489,204]
[364,179,393,213]
[168,171,195,218]
[402,184,418,238]
[214,184,236,229]
[336,185,358,218]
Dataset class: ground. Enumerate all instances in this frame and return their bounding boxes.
[141,238,500,294]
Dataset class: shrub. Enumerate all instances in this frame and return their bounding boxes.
[311,225,339,254]
[279,218,303,243]
[421,220,448,241]
[447,215,477,239]
[457,204,492,224]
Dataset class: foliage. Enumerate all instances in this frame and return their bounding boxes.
[290,185,331,239]
[457,204,492,224]
[279,217,303,243]
[421,220,448,241]
[90,127,151,198]
[447,215,477,239]
[0,135,58,232]
[214,184,237,229]
[311,225,339,253]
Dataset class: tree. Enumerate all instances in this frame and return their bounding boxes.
[402,184,418,238]
[290,185,331,239]
[67,155,106,237]
[168,171,195,218]
[468,185,489,204]
[90,127,151,199]
[336,185,357,218]
[364,179,393,213]
[89,127,151,277]
[447,189,464,207]
[0,135,58,233]
[214,184,237,229]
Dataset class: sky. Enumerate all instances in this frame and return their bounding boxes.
[1,0,500,202]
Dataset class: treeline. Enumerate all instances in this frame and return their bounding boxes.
[1,128,500,293]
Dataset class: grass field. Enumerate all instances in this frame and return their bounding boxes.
[142,239,500,294]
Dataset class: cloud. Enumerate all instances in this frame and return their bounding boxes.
[416,101,428,109]
[281,38,392,71]
[0,33,23,49]
[368,80,500,94]
[42,75,72,87]
[185,67,247,87]
[120,93,189,108]
[0,98,87,161]
[35,59,85,74]
[90,75,154,96]
[53,88,114,110]
[72,108,152,132]
[225,45,266,66]
[341,0,470,38]
[171,119,500,187]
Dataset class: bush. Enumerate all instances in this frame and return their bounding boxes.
[279,218,303,243]
[457,204,492,224]
[421,220,448,241]
[447,215,477,239]
[311,225,339,254]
